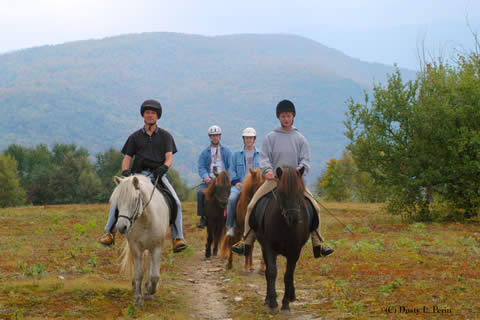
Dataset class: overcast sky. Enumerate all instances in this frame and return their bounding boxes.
[1,0,479,70]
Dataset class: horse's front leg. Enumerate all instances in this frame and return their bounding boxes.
[282,255,299,311]
[263,247,278,313]
[145,247,162,299]
[132,250,144,305]
[205,226,212,259]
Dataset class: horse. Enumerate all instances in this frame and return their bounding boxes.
[253,166,313,313]
[221,168,265,271]
[203,170,231,259]
[113,174,170,304]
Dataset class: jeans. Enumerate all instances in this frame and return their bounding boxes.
[104,171,184,239]
[196,183,208,217]
[226,186,241,228]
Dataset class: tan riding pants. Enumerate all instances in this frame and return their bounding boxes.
[243,179,323,246]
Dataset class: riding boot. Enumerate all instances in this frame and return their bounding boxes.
[311,230,334,258]
[197,216,207,229]
[172,238,187,253]
[232,230,256,256]
[98,231,116,246]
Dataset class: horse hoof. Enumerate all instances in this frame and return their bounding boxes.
[269,307,279,315]
[144,294,153,301]
[134,297,144,306]
[281,307,290,313]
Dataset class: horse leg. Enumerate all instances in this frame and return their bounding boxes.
[131,249,144,305]
[144,250,153,300]
[205,226,212,259]
[226,249,233,270]
[213,225,219,257]
[145,247,162,299]
[281,255,299,311]
[263,247,278,313]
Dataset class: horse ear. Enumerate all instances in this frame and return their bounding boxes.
[298,166,305,176]
[276,167,283,179]
[249,168,255,175]
[113,176,122,185]
[214,171,219,177]
[132,177,140,189]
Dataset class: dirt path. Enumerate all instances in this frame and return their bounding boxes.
[177,251,232,320]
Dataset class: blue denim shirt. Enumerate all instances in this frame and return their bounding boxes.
[198,144,233,180]
[230,148,259,185]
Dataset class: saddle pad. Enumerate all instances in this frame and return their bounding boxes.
[249,191,319,234]
[249,192,273,236]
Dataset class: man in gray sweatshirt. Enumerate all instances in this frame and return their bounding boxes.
[232,100,334,258]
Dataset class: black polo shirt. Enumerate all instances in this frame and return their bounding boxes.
[121,127,177,169]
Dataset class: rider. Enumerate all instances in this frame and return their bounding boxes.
[232,100,335,258]
[196,125,232,228]
[98,99,187,253]
[225,127,259,237]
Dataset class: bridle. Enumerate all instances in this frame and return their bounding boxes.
[117,174,159,232]
[272,188,300,221]
[117,189,144,228]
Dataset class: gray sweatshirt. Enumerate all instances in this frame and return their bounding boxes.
[259,126,311,177]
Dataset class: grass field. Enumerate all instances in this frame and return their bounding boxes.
[0,201,479,319]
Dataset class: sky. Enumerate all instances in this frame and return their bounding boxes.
[1,0,479,70]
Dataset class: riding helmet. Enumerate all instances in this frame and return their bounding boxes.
[276,99,296,118]
[140,99,162,119]
[208,125,222,135]
[242,127,256,137]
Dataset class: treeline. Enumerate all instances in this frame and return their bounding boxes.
[316,46,480,222]
[0,144,192,207]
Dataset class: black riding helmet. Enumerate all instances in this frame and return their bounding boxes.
[140,99,162,119]
[276,99,296,118]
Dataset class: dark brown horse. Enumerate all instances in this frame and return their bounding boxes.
[253,166,313,313]
[203,171,231,259]
[221,168,265,271]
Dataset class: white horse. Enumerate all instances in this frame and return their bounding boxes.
[112,174,170,304]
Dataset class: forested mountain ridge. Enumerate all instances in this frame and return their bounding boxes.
[0,32,415,182]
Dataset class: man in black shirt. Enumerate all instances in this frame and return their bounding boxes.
[98,99,187,253]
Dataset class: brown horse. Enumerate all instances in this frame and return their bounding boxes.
[203,171,231,259]
[253,166,314,313]
[221,168,265,271]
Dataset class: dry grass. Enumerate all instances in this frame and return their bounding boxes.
[1,201,479,319]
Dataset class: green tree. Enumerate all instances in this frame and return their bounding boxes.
[345,52,480,220]
[95,148,124,201]
[0,154,26,207]
[166,168,190,201]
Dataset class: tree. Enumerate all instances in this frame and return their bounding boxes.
[0,154,26,207]
[345,52,480,220]
[314,151,388,202]
[95,148,124,201]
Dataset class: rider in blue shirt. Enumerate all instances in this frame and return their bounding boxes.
[225,128,259,236]
[196,125,233,228]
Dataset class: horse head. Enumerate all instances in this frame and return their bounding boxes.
[205,171,231,208]
[112,175,145,235]
[275,166,306,227]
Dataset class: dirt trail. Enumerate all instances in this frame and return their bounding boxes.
[178,252,232,320]
[172,243,321,320]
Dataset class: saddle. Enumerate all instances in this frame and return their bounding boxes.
[156,180,178,226]
[249,189,319,236]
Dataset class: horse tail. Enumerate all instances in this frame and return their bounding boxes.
[119,242,133,278]
[220,234,231,258]
[220,232,242,258]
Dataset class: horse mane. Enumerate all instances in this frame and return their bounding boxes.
[237,168,264,208]
[203,171,230,200]
[277,166,305,199]
[110,175,153,208]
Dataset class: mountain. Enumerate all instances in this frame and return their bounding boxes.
[0,32,416,183]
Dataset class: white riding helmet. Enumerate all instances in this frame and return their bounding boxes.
[208,125,222,135]
[242,127,256,137]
